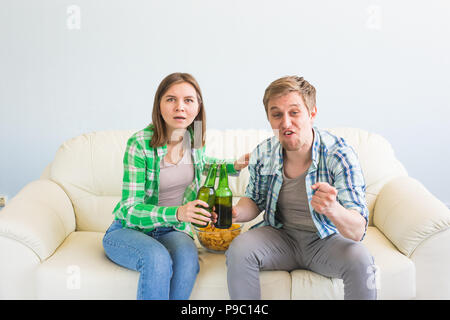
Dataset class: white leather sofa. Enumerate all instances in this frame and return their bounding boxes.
[0,128,449,300]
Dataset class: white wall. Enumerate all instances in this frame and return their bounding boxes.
[1,0,449,206]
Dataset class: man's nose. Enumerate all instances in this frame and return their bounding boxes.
[281,114,291,128]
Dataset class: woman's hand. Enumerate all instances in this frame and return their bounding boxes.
[176,200,212,226]
[234,153,250,171]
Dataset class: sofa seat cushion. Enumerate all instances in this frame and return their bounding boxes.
[36,231,138,299]
[36,231,291,299]
[191,249,291,299]
[35,227,414,300]
[290,226,415,299]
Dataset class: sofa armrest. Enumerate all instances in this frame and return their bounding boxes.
[410,227,450,299]
[373,176,450,257]
[0,179,76,261]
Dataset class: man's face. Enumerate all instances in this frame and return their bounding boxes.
[267,91,317,152]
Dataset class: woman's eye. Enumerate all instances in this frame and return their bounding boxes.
[185,99,194,103]
[167,98,175,102]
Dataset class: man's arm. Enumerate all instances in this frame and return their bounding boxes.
[232,197,262,223]
[311,182,366,241]
[314,143,370,241]
[330,207,366,242]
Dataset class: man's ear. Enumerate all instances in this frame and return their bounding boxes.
[310,105,317,120]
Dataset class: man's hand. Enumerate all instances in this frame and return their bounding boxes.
[234,153,250,171]
[231,206,240,223]
[211,206,240,224]
[311,182,339,217]
[230,197,261,223]
[311,182,366,241]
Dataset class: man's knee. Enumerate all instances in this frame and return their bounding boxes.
[340,242,378,299]
[225,232,259,267]
[342,242,375,274]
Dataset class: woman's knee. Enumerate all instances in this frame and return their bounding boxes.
[173,245,200,274]
[139,245,173,275]
[162,232,199,274]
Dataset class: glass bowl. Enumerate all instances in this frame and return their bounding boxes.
[194,224,243,253]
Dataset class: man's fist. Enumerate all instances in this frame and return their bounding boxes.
[311,182,338,217]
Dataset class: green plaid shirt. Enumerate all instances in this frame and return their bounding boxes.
[113,125,238,238]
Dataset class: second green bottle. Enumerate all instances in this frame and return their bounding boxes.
[214,163,233,229]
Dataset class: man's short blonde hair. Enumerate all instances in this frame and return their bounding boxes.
[263,76,316,115]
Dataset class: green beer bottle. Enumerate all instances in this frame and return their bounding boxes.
[214,163,233,229]
[192,163,217,228]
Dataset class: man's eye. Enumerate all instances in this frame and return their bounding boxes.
[272,114,281,118]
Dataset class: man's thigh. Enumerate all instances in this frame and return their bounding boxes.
[304,232,375,279]
[226,226,302,271]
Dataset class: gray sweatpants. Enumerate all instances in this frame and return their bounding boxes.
[225,226,377,300]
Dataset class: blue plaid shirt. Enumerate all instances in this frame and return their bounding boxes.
[245,127,369,240]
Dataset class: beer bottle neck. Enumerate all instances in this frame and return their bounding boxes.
[204,164,217,187]
[218,164,229,188]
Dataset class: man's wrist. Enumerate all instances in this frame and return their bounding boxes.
[325,201,343,221]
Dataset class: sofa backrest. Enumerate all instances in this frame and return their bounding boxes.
[48,127,406,232]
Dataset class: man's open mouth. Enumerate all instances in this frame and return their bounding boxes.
[283,130,295,136]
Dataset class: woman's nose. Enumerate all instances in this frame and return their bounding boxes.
[176,102,185,111]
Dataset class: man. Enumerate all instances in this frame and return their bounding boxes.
[225,76,377,300]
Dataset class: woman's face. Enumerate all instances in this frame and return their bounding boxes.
[160,81,200,139]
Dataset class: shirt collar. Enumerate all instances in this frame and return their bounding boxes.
[310,126,321,169]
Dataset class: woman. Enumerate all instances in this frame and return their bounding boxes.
[103,72,249,300]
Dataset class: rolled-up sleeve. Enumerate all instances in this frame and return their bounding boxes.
[329,146,369,237]
[244,150,267,213]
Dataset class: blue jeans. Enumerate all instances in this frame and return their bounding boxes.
[102,220,199,300]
